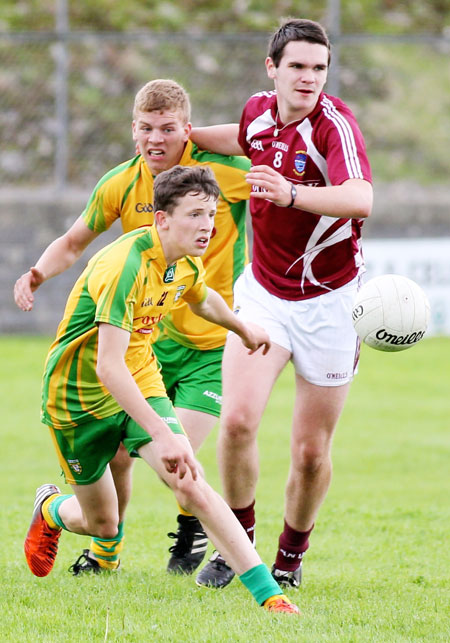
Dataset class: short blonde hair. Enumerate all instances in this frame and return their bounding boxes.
[133,79,191,123]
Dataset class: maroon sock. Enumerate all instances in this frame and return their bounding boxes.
[231,501,255,544]
[274,519,314,571]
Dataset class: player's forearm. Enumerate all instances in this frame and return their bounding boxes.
[96,356,172,441]
[189,288,249,340]
[190,124,243,156]
[34,235,86,281]
[294,179,373,219]
[247,166,373,219]
[34,217,99,282]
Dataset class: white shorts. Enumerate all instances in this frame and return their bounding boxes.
[232,264,361,387]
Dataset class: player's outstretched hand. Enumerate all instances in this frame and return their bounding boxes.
[153,433,199,480]
[14,267,46,311]
[246,164,293,207]
[240,322,271,355]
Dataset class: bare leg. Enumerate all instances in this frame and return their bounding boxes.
[57,467,119,539]
[139,437,262,575]
[109,442,134,523]
[109,407,216,503]
[176,407,218,454]
[219,333,290,507]
[285,376,350,531]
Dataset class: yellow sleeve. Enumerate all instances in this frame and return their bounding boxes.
[181,257,208,304]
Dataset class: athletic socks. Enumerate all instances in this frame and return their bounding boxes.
[239,563,282,605]
[274,519,314,571]
[177,501,194,518]
[43,493,124,570]
[231,500,256,544]
[89,522,124,570]
[42,493,72,530]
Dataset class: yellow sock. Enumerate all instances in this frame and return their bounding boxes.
[41,494,61,530]
[90,532,124,570]
[263,594,290,609]
[177,502,194,517]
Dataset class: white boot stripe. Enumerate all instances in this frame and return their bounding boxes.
[33,484,60,512]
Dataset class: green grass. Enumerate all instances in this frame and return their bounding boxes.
[1,335,449,642]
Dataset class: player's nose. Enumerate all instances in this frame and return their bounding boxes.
[148,129,164,143]
[200,214,213,231]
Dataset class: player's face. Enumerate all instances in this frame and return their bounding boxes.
[159,192,217,262]
[266,40,328,122]
[132,110,192,175]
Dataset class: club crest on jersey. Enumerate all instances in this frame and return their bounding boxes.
[293,151,307,176]
[68,459,83,474]
[163,265,176,283]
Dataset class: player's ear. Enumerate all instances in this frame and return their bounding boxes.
[265,56,276,80]
[131,120,137,141]
[183,121,192,140]
[154,209,169,229]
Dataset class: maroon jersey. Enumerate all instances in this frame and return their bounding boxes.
[238,91,372,300]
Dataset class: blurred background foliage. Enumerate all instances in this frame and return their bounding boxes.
[1,0,449,33]
[1,1,449,188]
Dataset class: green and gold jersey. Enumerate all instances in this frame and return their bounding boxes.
[82,141,250,349]
[41,226,206,430]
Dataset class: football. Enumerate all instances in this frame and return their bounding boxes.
[352,274,431,352]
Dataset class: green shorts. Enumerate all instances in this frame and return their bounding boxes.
[48,397,184,485]
[153,337,223,418]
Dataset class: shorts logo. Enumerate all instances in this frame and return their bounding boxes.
[160,416,178,425]
[203,390,222,405]
[67,459,83,474]
[233,306,241,315]
[293,151,307,176]
[326,372,348,380]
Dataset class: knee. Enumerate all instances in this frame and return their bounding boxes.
[293,441,328,476]
[88,516,120,540]
[173,477,211,515]
[221,407,257,444]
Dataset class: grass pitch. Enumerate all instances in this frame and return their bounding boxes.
[1,335,449,642]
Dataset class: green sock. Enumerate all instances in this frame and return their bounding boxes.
[90,522,124,568]
[46,494,73,530]
[239,564,282,605]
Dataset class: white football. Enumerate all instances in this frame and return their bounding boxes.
[352,274,430,352]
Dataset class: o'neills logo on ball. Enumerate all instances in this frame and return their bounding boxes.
[352,305,363,321]
[376,329,425,346]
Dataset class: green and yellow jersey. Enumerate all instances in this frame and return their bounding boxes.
[82,141,250,349]
[41,226,206,430]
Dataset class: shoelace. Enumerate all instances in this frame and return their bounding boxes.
[167,528,194,556]
[68,550,97,573]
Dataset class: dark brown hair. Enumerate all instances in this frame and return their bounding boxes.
[153,165,220,214]
[268,18,331,67]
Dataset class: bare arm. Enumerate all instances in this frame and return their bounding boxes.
[246,165,373,219]
[96,323,198,479]
[190,124,244,156]
[189,287,270,355]
[14,216,99,311]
